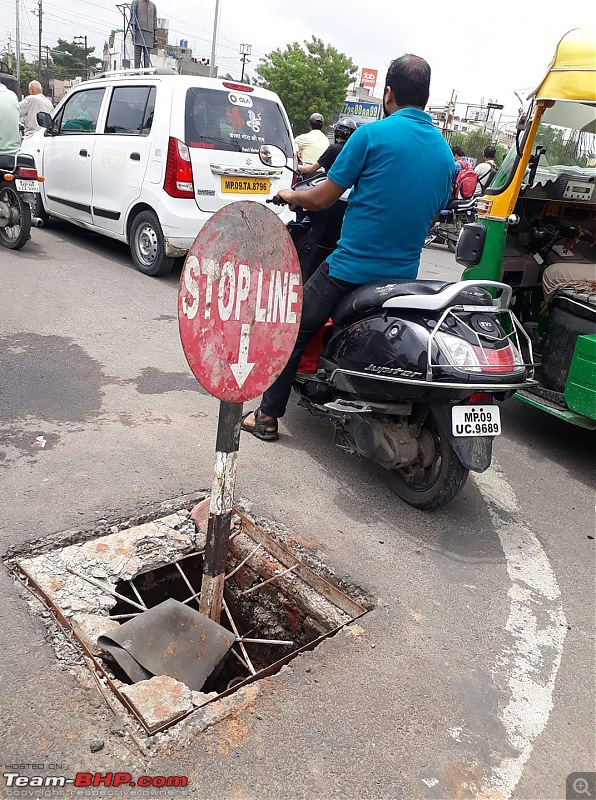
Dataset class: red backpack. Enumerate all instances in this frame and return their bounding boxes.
[454,163,478,199]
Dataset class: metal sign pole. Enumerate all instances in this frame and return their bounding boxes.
[199,400,243,622]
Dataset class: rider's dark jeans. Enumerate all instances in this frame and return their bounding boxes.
[260,261,357,420]
[0,154,17,170]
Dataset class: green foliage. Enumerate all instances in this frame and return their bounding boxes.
[256,36,357,132]
[51,39,100,79]
[536,123,591,168]
[449,128,507,165]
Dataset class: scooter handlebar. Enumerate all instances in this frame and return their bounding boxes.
[266,195,287,206]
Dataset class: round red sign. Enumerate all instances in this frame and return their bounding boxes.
[178,201,302,403]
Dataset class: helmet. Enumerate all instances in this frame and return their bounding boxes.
[309,112,325,127]
[334,117,357,142]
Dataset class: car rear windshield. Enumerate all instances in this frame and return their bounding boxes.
[185,87,293,156]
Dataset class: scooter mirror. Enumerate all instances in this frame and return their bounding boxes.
[259,144,286,169]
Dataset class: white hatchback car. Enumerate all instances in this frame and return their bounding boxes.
[22,69,296,275]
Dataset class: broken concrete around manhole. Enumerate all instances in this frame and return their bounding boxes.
[13,502,370,736]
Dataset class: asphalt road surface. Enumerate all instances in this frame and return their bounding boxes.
[0,221,594,800]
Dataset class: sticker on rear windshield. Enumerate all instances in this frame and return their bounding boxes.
[228,92,253,108]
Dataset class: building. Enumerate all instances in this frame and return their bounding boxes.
[102,17,212,77]
[48,77,83,103]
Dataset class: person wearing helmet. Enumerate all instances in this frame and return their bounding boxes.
[294,112,329,165]
[298,117,357,176]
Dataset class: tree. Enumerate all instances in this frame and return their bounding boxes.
[256,37,357,132]
[449,129,507,165]
[51,39,100,80]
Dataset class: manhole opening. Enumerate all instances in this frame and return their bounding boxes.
[108,552,323,693]
[15,507,368,735]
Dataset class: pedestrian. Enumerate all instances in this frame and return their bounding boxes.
[0,82,21,165]
[19,81,53,139]
[474,145,498,196]
[241,54,454,441]
[294,113,329,165]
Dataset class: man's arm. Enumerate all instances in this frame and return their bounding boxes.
[278,179,345,212]
[298,160,322,175]
[18,96,29,121]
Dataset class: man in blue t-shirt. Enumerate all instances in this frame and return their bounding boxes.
[242,54,454,441]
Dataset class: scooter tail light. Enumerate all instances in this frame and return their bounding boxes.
[16,166,38,180]
[471,342,522,374]
[164,137,195,198]
[468,392,491,404]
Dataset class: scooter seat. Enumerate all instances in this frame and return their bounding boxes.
[333,280,449,325]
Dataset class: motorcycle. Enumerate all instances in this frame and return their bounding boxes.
[424,197,477,253]
[260,144,535,510]
[0,153,44,250]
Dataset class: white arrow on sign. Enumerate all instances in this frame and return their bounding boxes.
[230,323,256,388]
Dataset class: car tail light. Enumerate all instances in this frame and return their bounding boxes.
[222,82,254,92]
[164,137,194,199]
[292,152,299,187]
[17,166,38,180]
[436,333,523,375]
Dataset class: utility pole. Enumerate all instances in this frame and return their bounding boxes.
[15,0,21,82]
[74,34,88,80]
[37,0,41,79]
[443,89,456,136]
[239,42,250,84]
[209,0,219,78]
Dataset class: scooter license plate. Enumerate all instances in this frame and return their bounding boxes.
[15,179,39,193]
[452,405,501,437]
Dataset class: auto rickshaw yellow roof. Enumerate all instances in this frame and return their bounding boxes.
[532,27,596,102]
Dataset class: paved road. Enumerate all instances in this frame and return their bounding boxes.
[0,222,593,800]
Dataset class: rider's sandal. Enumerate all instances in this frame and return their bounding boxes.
[241,408,279,441]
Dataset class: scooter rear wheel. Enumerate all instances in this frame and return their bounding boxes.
[386,417,468,510]
[0,181,31,250]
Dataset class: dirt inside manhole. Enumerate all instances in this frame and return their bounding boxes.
[14,506,368,735]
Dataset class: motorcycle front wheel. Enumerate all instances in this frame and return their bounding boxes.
[386,416,468,510]
[0,181,31,250]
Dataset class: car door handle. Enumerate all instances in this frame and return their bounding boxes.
[130,152,141,161]
[79,149,89,157]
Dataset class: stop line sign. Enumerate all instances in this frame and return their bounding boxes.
[178,201,302,403]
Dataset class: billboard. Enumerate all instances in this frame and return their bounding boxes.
[341,99,380,120]
[359,68,378,89]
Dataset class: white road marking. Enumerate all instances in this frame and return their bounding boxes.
[472,462,567,799]
[448,726,463,742]
[422,778,440,788]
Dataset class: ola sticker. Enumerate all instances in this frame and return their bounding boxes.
[228,92,253,108]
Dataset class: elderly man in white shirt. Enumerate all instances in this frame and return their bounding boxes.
[19,81,53,138]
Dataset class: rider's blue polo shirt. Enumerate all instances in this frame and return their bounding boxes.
[327,107,454,283]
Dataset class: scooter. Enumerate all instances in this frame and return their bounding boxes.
[424,197,477,253]
[0,153,44,250]
[260,145,535,509]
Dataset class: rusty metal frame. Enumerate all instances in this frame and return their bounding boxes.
[14,511,368,736]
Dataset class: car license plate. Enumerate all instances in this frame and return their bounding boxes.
[452,405,501,436]
[15,179,39,193]
[221,176,270,194]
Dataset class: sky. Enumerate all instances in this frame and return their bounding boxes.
[1,0,594,119]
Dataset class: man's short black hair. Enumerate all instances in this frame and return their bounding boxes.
[484,145,497,159]
[309,119,324,130]
[452,146,465,157]
[385,54,431,109]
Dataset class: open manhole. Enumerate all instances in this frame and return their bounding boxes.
[14,506,367,734]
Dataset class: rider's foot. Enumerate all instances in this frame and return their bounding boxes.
[241,408,279,441]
